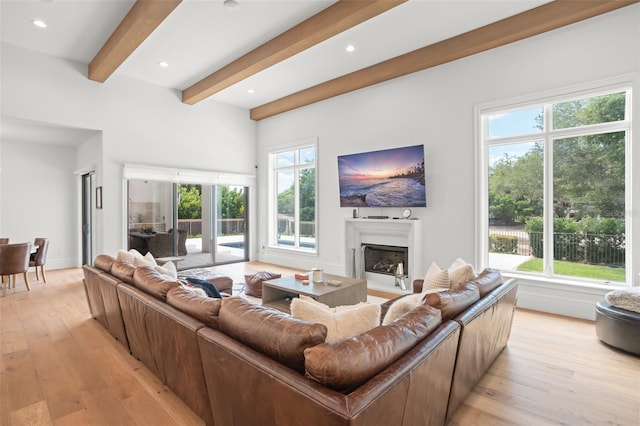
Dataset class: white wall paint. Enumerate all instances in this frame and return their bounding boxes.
[256,7,640,319]
[0,140,77,269]
[75,133,102,265]
[1,42,257,260]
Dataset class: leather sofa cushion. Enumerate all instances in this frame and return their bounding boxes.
[219,297,327,373]
[111,260,136,284]
[470,268,503,298]
[425,283,480,320]
[132,265,180,301]
[304,304,442,392]
[94,254,116,273]
[167,286,222,329]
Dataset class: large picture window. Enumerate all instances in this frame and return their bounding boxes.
[479,85,631,285]
[269,141,317,252]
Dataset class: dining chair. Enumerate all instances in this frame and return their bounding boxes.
[30,238,50,283]
[0,242,32,297]
[0,238,9,245]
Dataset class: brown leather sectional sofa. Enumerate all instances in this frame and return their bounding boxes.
[82,254,517,426]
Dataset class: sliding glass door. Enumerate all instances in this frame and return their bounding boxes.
[127,180,176,257]
[214,185,249,264]
[127,180,248,268]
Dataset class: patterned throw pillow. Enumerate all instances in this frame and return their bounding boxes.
[422,262,450,291]
[423,258,477,291]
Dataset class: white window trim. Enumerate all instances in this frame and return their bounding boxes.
[475,76,635,289]
[123,163,256,186]
[267,137,318,254]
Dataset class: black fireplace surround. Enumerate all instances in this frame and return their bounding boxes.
[362,244,408,276]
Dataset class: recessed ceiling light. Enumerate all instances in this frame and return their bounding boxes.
[157,61,169,68]
[223,0,239,11]
[31,19,47,28]
[247,89,254,94]
[346,44,355,53]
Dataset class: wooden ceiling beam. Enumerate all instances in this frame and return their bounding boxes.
[181,0,407,105]
[89,0,182,83]
[250,0,638,121]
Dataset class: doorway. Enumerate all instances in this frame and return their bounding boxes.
[81,172,96,265]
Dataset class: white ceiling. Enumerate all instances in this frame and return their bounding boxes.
[0,0,550,145]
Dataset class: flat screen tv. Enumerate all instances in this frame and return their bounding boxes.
[338,144,426,207]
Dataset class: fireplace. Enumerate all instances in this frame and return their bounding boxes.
[345,218,423,294]
[362,244,408,277]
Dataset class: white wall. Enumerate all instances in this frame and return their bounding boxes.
[256,7,640,319]
[0,140,77,269]
[1,42,257,261]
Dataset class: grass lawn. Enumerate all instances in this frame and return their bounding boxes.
[517,258,625,282]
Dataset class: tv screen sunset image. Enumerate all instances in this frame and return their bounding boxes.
[338,144,426,208]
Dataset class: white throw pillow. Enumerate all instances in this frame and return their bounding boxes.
[128,249,144,259]
[133,252,157,268]
[449,259,476,289]
[448,257,467,271]
[291,296,380,342]
[423,262,450,291]
[382,293,425,325]
[143,252,157,265]
[116,249,142,264]
[154,260,177,280]
[116,249,129,262]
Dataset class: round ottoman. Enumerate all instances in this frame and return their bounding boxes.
[244,271,281,298]
[595,300,640,356]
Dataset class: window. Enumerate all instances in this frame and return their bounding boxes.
[269,141,317,252]
[479,86,631,285]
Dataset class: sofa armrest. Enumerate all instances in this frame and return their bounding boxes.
[117,284,213,425]
[446,280,518,421]
[82,265,108,328]
[413,278,424,293]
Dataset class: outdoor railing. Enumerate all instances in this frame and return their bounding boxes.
[489,227,625,267]
[177,218,246,236]
[277,215,316,237]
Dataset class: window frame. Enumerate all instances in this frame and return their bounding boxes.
[476,81,633,287]
[267,138,318,254]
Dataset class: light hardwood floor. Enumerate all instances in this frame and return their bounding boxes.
[1,265,638,425]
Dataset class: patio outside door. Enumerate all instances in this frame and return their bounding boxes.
[214,185,249,264]
[127,181,248,268]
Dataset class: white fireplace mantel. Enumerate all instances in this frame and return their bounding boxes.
[344,218,423,294]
